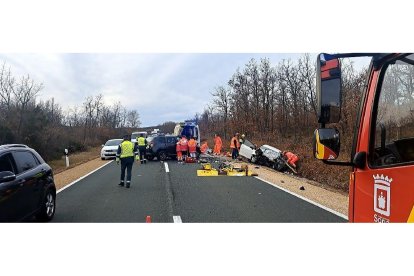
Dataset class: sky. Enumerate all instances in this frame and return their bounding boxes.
[0,53,298,126]
[0,53,370,127]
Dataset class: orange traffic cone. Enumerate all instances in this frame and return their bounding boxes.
[146,215,152,223]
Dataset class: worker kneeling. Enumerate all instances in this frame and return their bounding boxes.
[282,151,299,168]
[116,134,139,188]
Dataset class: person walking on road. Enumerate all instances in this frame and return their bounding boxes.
[188,136,197,159]
[137,133,147,164]
[116,134,139,188]
[213,133,222,155]
[230,133,241,160]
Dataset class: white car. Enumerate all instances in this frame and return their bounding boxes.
[239,140,281,164]
[239,139,258,161]
[101,139,123,160]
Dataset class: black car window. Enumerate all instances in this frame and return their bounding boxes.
[166,136,177,144]
[243,139,255,148]
[156,137,166,144]
[0,153,16,173]
[12,151,39,174]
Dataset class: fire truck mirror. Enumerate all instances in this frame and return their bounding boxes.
[313,128,340,160]
[316,54,342,124]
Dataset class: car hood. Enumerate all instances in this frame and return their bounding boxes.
[102,146,119,151]
[260,145,281,152]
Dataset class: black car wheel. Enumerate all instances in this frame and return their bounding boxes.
[36,189,56,222]
[158,151,167,161]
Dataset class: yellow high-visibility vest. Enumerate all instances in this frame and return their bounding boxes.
[138,137,146,146]
[120,141,134,158]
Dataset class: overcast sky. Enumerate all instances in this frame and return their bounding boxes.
[0,53,370,127]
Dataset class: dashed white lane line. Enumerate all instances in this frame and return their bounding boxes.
[173,216,182,223]
[255,176,348,220]
[57,160,114,194]
[164,162,170,173]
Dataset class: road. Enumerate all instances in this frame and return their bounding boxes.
[54,161,346,222]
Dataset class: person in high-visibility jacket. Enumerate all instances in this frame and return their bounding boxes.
[116,134,139,188]
[200,140,209,154]
[282,151,299,168]
[176,141,183,163]
[179,135,189,160]
[137,133,147,164]
[188,136,197,159]
[230,133,241,160]
[213,133,222,155]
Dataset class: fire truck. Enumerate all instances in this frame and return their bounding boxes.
[313,53,414,222]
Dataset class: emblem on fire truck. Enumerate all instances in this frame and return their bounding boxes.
[373,174,392,217]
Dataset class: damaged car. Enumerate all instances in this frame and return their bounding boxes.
[239,140,287,172]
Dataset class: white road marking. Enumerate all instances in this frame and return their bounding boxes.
[57,160,114,194]
[255,176,348,220]
[173,216,182,223]
[164,162,169,173]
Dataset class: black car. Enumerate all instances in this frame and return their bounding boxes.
[146,135,180,161]
[0,144,56,222]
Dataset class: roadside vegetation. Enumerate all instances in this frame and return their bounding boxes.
[0,62,141,162]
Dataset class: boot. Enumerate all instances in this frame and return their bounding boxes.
[118,181,124,187]
[126,182,130,188]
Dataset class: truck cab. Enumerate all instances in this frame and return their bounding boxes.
[313,53,414,222]
[174,120,200,145]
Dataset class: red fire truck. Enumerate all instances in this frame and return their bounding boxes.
[313,53,414,222]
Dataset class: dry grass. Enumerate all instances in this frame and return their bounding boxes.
[49,146,103,174]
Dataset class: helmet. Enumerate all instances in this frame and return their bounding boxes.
[123,134,131,140]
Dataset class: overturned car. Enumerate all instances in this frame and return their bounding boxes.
[239,139,287,172]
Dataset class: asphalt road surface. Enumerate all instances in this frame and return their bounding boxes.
[54,160,346,222]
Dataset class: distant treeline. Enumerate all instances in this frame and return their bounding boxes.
[196,54,368,191]
[0,62,141,161]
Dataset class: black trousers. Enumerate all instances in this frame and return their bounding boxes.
[139,146,146,161]
[232,148,239,159]
[120,157,134,182]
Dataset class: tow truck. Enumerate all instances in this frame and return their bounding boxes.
[313,53,414,222]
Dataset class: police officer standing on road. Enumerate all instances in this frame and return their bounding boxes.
[116,134,139,188]
[137,133,147,164]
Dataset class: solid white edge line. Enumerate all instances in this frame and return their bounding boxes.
[57,160,114,194]
[173,216,182,223]
[164,162,169,173]
[254,176,349,220]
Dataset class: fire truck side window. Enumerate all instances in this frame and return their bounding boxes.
[371,55,414,167]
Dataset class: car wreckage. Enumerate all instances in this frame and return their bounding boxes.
[239,139,294,173]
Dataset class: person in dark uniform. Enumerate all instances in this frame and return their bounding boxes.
[137,133,147,164]
[116,134,139,188]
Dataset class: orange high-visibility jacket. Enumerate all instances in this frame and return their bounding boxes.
[200,142,208,154]
[188,139,197,153]
[285,151,299,166]
[230,136,240,149]
[179,138,188,151]
[213,136,222,154]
